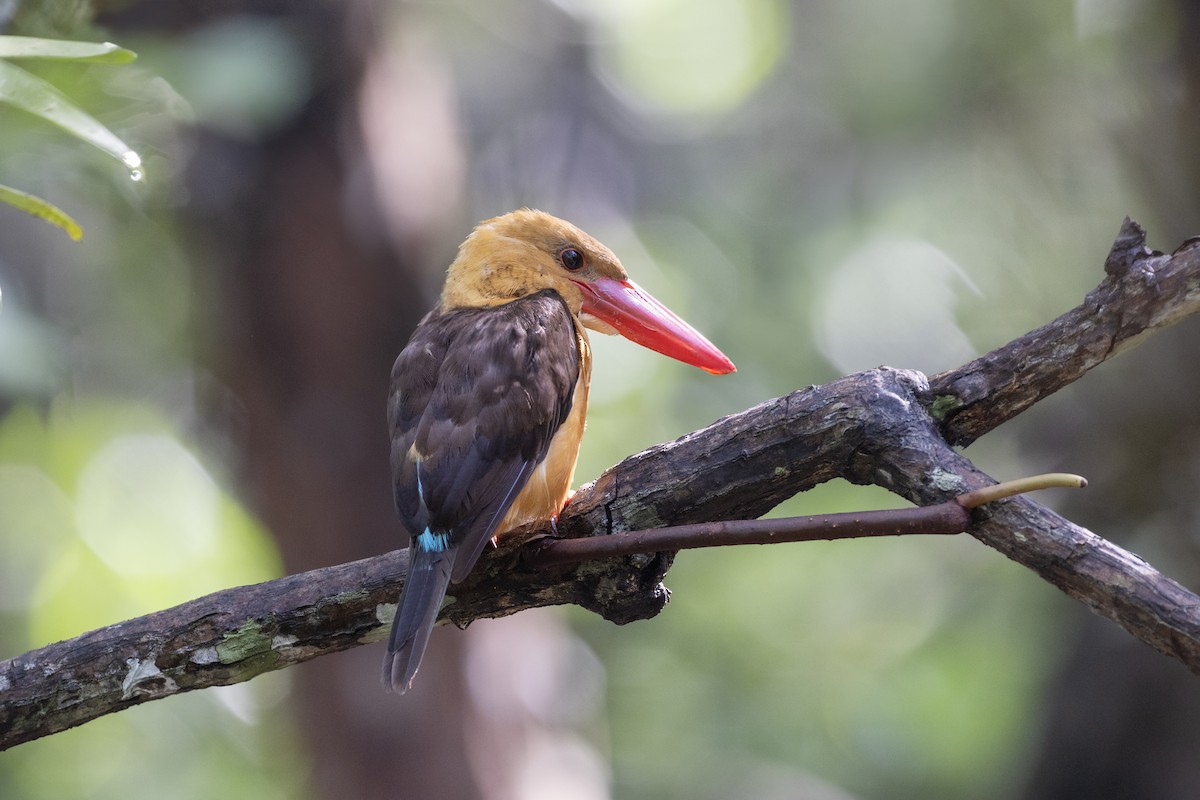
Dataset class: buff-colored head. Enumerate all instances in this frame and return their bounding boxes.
[441,209,626,333]
[439,209,736,374]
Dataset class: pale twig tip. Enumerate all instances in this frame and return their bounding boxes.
[957,473,1088,509]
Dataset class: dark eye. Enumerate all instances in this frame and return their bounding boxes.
[559,248,584,272]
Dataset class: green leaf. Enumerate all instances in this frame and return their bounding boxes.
[0,183,83,241]
[0,36,137,64]
[0,60,142,175]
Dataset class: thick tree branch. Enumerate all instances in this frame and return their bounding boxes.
[3,219,1200,751]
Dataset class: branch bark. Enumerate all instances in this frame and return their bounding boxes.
[3,218,1200,751]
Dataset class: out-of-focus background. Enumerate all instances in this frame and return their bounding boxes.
[2,1,1199,798]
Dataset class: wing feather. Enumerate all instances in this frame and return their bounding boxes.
[389,290,580,579]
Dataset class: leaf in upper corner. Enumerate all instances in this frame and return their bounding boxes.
[0,59,141,174]
[0,183,83,241]
[0,36,137,63]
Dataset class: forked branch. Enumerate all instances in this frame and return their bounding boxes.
[2,219,1199,752]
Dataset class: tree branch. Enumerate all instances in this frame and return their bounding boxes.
[929,217,1200,445]
[3,218,1200,751]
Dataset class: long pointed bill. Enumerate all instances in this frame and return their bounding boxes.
[573,277,736,375]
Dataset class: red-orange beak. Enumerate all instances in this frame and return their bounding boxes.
[573,277,736,375]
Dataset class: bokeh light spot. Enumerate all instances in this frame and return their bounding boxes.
[75,434,219,577]
[594,0,788,117]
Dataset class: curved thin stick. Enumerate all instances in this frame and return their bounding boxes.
[524,473,1088,569]
[956,473,1087,509]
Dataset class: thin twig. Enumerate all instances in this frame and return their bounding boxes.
[524,504,966,568]
[524,473,1087,568]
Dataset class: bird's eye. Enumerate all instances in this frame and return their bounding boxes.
[559,248,584,272]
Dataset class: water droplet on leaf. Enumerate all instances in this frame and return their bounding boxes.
[122,150,144,181]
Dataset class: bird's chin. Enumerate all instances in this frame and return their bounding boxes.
[578,311,619,336]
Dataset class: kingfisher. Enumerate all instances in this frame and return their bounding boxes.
[384,209,735,693]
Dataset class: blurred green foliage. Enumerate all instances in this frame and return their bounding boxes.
[0,399,302,798]
[0,0,1186,798]
[0,15,301,799]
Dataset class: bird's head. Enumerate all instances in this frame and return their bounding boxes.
[442,209,735,374]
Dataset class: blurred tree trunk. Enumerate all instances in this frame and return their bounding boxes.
[1018,4,1200,798]
[102,3,500,799]
[193,49,477,800]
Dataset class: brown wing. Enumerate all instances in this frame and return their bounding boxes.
[388,289,580,581]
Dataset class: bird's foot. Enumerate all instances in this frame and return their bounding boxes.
[549,489,576,537]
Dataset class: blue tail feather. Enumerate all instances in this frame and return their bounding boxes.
[383,535,455,693]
